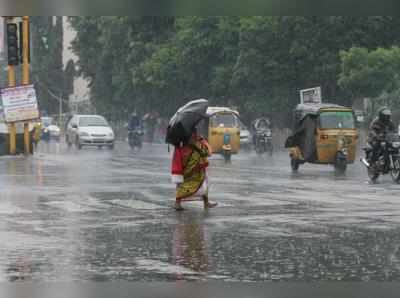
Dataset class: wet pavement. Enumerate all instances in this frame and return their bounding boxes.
[2,141,400,282]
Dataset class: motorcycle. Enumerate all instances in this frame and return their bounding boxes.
[41,126,51,142]
[361,132,400,183]
[128,128,144,150]
[255,129,273,156]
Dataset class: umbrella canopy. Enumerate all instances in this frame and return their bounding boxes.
[166,99,209,145]
[142,112,160,121]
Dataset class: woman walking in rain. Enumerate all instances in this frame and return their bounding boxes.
[171,129,217,211]
[166,99,217,211]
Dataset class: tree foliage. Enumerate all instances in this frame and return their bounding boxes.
[31,16,74,115]
[339,47,400,99]
[69,16,400,125]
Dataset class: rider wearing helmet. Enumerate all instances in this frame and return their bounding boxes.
[128,112,142,130]
[251,117,272,146]
[367,107,396,163]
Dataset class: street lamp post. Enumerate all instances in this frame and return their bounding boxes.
[35,78,66,128]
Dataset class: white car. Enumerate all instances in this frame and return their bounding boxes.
[66,115,115,150]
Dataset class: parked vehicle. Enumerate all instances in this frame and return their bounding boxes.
[66,115,115,150]
[361,132,400,183]
[285,103,358,173]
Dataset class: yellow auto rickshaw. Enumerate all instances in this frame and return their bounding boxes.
[285,103,358,173]
[200,107,240,162]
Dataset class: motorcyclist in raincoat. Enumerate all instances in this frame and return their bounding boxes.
[128,112,142,131]
[367,107,396,164]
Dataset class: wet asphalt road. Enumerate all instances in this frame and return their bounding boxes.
[2,141,400,282]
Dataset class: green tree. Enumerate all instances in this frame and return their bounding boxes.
[70,16,176,119]
[69,16,400,126]
[339,47,400,99]
[136,16,240,115]
[31,16,73,115]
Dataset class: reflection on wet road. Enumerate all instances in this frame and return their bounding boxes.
[1,142,400,281]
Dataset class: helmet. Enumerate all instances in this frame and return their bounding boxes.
[378,107,392,123]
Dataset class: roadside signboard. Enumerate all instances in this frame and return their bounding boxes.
[300,87,322,104]
[0,84,39,123]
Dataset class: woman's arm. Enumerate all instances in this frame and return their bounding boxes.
[171,147,184,184]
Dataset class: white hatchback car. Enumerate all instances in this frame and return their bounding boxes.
[239,120,252,149]
[66,115,115,150]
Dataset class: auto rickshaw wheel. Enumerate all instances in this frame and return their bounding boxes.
[224,150,231,163]
[391,158,400,184]
[367,166,379,183]
[334,153,347,174]
[334,160,347,174]
[291,158,300,172]
[334,163,347,174]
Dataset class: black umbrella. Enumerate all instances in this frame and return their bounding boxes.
[166,99,209,145]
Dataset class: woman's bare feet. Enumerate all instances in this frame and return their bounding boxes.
[175,201,184,211]
[203,196,217,209]
[205,202,218,209]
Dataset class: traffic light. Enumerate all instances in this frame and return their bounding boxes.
[7,23,19,66]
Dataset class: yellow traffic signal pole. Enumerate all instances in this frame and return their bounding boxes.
[7,64,17,155]
[5,16,17,155]
[22,16,31,154]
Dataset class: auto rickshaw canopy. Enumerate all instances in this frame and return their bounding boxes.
[294,103,351,125]
[206,107,240,117]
